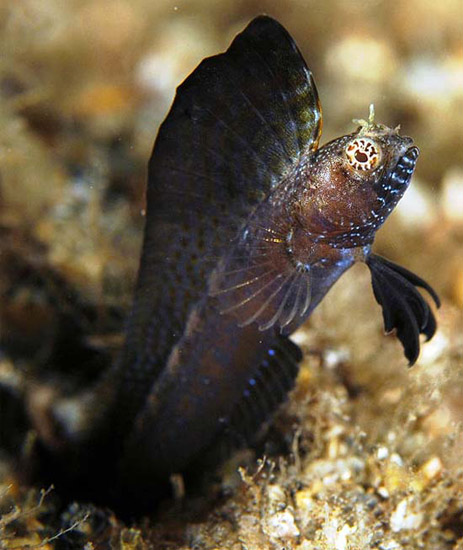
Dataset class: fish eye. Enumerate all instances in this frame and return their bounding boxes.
[345,137,381,171]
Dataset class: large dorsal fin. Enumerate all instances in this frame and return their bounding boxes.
[117,16,322,423]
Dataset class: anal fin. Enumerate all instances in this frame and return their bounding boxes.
[224,337,302,447]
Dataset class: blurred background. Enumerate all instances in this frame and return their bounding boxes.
[0,0,462,548]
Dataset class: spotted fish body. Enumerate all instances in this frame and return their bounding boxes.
[30,16,439,511]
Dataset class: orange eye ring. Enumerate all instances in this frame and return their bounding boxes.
[345,137,381,171]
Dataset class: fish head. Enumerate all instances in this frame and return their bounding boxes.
[303,115,419,248]
[344,122,419,210]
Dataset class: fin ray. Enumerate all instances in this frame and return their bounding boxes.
[243,271,295,328]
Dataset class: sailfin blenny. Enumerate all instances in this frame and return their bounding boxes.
[16,16,439,514]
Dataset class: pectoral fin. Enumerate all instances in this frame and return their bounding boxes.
[210,209,312,331]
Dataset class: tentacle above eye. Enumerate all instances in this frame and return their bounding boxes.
[366,254,440,365]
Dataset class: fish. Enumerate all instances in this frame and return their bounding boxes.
[26,15,439,512]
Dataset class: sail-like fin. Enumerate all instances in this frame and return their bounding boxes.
[366,254,440,365]
[110,16,322,440]
[210,203,312,331]
[116,16,322,427]
[225,337,302,446]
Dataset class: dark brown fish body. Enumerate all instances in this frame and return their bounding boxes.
[20,16,439,512]
[112,99,433,503]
